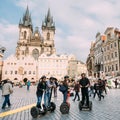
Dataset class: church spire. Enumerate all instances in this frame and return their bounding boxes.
[42,8,55,30]
[19,6,33,29]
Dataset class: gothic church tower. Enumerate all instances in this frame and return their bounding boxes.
[15,7,56,60]
[42,8,56,55]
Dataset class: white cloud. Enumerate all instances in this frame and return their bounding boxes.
[0,20,18,58]
[1,0,120,62]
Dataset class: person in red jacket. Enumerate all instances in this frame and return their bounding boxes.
[73,81,80,101]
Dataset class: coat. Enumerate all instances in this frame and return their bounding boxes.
[2,83,13,95]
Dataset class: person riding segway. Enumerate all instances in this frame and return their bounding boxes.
[59,76,70,114]
[79,73,92,111]
[45,77,56,112]
[30,76,47,118]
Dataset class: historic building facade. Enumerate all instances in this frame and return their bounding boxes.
[2,7,87,82]
[87,27,120,78]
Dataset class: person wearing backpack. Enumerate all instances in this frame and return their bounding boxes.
[59,76,69,103]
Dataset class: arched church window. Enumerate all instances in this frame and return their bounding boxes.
[47,32,50,40]
[24,31,27,39]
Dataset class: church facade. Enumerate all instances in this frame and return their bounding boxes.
[2,7,87,83]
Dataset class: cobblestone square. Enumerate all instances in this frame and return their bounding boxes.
[0,86,120,120]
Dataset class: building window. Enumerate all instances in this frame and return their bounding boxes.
[47,32,50,40]
[116,64,118,71]
[24,71,27,74]
[111,53,113,58]
[107,46,109,50]
[29,71,31,74]
[114,42,117,47]
[104,47,106,52]
[5,71,7,74]
[15,71,17,74]
[115,52,117,57]
[104,56,106,61]
[105,67,107,72]
[24,31,27,39]
[33,71,35,74]
[111,44,112,48]
[112,65,114,71]
[22,51,24,55]
[10,71,13,74]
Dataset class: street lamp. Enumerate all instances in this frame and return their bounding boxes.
[0,47,6,54]
[0,46,6,81]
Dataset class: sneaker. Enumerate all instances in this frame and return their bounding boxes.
[77,99,80,101]
[72,99,75,101]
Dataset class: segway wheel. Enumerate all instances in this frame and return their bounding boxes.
[50,102,56,112]
[89,101,92,111]
[79,101,82,111]
[30,106,39,118]
[60,102,69,114]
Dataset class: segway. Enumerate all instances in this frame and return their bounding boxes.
[79,101,92,111]
[30,92,47,118]
[60,91,70,114]
[46,88,56,112]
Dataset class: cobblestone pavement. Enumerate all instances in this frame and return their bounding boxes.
[0,86,120,120]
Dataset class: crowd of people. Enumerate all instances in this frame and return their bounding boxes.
[0,74,120,110]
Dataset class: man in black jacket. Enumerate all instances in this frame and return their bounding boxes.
[79,73,90,107]
[36,76,47,108]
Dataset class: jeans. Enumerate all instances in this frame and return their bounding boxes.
[27,85,30,90]
[73,91,80,100]
[2,94,11,108]
[37,95,42,108]
[63,91,67,103]
[44,91,51,107]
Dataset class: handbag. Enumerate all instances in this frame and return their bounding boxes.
[59,85,67,93]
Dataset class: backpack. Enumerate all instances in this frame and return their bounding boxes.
[59,85,67,93]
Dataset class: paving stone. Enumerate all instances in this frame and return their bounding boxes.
[0,86,120,120]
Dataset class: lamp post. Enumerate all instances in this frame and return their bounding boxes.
[0,46,6,81]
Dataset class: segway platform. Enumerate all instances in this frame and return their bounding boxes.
[79,101,92,111]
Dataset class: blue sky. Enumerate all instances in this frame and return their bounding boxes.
[1,0,120,62]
